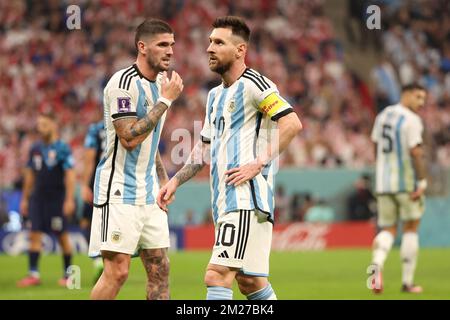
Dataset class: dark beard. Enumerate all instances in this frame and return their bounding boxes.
[210,60,232,75]
[146,55,168,72]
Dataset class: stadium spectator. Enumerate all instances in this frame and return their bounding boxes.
[346,174,376,221]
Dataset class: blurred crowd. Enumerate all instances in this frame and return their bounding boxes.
[369,0,450,166]
[0,0,449,192]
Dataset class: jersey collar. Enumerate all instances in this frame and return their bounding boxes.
[133,63,156,83]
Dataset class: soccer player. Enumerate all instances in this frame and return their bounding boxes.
[80,118,105,283]
[88,19,183,300]
[370,84,427,294]
[17,111,76,287]
[157,16,302,300]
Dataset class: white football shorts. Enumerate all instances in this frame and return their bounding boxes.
[377,193,425,228]
[88,203,170,257]
[209,209,273,277]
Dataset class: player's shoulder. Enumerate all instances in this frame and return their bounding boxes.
[46,140,71,158]
[406,110,423,127]
[55,139,71,150]
[376,104,396,118]
[105,64,139,92]
[240,67,275,92]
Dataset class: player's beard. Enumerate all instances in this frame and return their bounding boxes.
[209,58,232,75]
[146,54,169,72]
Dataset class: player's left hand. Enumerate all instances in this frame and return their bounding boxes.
[63,198,75,216]
[225,159,264,187]
[157,179,178,212]
[410,188,425,201]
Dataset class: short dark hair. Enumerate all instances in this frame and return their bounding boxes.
[401,83,426,93]
[135,19,173,50]
[212,16,250,42]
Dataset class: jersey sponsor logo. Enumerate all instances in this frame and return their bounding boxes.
[117,97,131,113]
[259,93,285,117]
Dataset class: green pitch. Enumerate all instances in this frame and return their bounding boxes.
[0,248,449,300]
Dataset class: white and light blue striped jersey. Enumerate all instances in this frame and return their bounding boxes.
[93,64,166,206]
[200,68,294,223]
[371,103,424,194]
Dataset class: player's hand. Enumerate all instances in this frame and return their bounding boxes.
[63,198,75,216]
[81,185,93,204]
[20,199,29,217]
[410,188,425,201]
[157,178,178,212]
[161,71,183,102]
[225,159,264,187]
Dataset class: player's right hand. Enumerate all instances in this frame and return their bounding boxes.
[161,71,183,102]
[157,178,178,212]
[20,199,29,217]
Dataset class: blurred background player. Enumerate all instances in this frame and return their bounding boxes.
[158,16,302,300]
[80,116,105,284]
[17,111,76,287]
[370,84,428,294]
[88,19,183,300]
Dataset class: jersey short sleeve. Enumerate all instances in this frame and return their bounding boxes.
[371,115,380,143]
[200,90,216,143]
[60,143,75,170]
[405,115,424,149]
[243,70,293,121]
[200,112,211,143]
[107,86,137,122]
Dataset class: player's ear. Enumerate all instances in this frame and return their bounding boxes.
[236,42,247,59]
[137,40,147,55]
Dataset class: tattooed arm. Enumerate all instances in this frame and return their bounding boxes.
[155,150,169,186]
[114,71,183,151]
[114,102,167,151]
[157,140,210,211]
[174,140,209,186]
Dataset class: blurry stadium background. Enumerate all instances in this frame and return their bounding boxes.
[0,0,449,299]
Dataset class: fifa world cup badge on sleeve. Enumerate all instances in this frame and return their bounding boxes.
[117,97,131,113]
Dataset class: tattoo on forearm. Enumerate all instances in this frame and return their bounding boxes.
[130,102,168,137]
[173,141,207,185]
[140,249,170,300]
[156,153,168,183]
[174,163,204,186]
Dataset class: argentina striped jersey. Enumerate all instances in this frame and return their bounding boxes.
[93,64,166,206]
[200,68,294,223]
[371,104,424,194]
